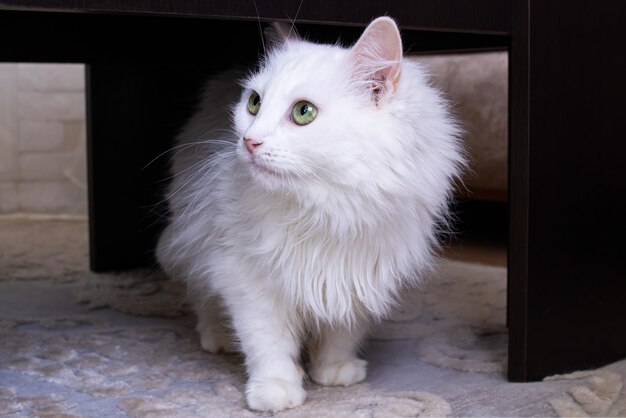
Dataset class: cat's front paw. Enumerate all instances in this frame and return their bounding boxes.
[246,378,306,412]
[310,358,368,386]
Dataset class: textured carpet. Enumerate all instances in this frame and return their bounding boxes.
[1,218,625,417]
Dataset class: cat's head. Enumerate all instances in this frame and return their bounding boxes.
[231,17,459,206]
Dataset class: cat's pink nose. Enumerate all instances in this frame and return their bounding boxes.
[243,137,263,154]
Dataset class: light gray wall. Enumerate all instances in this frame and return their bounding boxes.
[0,64,87,215]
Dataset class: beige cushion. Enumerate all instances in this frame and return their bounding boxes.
[411,52,508,201]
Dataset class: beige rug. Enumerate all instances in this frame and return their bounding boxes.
[1,218,625,417]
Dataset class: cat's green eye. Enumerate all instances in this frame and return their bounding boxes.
[247,91,261,115]
[292,101,318,126]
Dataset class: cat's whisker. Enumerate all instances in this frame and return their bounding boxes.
[289,163,360,197]
[168,149,234,188]
[198,137,239,145]
[157,150,234,207]
[251,0,266,54]
[188,152,236,193]
[286,0,304,40]
[181,158,237,225]
[276,169,291,208]
[142,141,212,171]
[157,150,236,184]
[142,130,238,170]
[297,170,333,192]
[287,173,305,230]
[205,127,240,136]
[188,159,238,205]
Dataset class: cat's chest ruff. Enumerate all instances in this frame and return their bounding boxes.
[233,212,397,321]
[215,178,405,320]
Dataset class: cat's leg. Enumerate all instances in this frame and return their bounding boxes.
[309,321,369,386]
[155,223,176,276]
[224,292,306,412]
[158,227,233,352]
[193,296,237,354]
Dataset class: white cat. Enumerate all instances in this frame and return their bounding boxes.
[157,17,464,412]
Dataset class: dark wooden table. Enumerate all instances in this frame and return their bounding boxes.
[1,0,625,382]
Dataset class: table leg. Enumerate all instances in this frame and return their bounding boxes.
[86,63,213,271]
[508,0,626,381]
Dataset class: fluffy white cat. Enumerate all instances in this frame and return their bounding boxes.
[157,17,464,412]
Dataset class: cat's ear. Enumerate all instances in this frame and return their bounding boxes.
[264,22,300,47]
[349,17,403,104]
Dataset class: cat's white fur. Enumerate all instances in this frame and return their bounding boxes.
[157,17,464,412]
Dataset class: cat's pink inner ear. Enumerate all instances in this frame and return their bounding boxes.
[350,17,403,103]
